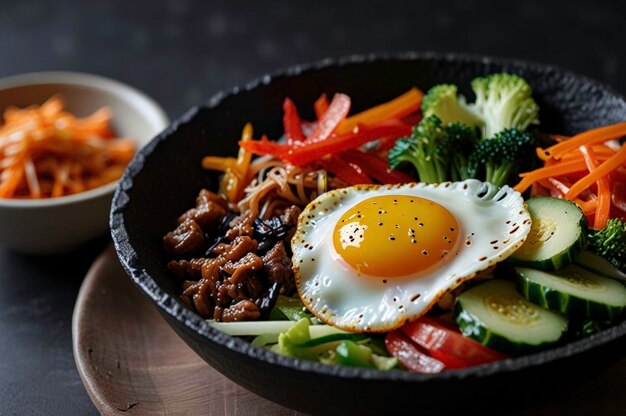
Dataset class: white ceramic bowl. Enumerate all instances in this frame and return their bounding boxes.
[0,72,169,254]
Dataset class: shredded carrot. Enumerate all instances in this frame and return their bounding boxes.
[516,121,626,230]
[335,88,423,134]
[205,123,254,204]
[0,95,135,199]
[536,121,626,161]
[558,145,616,162]
[514,159,591,193]
[574,197,598,215]
[574,146,612,229]
[565,144,626,201]
[201,156,238,172]
[538,177,570,197]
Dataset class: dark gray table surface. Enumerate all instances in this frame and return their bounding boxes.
[0,1,625,414]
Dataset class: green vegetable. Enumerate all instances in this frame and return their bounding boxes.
[574,250,626,282]
[336,340,374,368]
[471,73,540,138]
[269,295,313,321]
[516,265,626,322]
[422,74,539,139]
[394,74,540,186]
[299,332,368,347]
[455,280,568,354]
[440,122,481,181]
[589,218,626,273]
[251,333,279,347]
[421,84,483,128]
[370,353,399,371]
[335,341,398,371]
[208,320,296,336]
[467,128,536,187]
[270,318,397,370]
[509,197,587,270]
[388,116,480,183]
[278,317,311,348]
[388,116,449,183]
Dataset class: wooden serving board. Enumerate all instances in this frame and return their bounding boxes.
[72,246,626,416]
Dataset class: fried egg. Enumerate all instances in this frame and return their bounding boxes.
[292,180,531,332]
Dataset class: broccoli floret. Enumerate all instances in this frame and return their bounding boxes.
[388,116,449,183]
[421,84,484,128]
[471,73,540,138]
[468,128,535,187]
[589,218,626,272]
[440,123,481,181]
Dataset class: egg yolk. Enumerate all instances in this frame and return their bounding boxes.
[332,195,460,277]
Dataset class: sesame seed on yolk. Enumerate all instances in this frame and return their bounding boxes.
[332,195,459,277]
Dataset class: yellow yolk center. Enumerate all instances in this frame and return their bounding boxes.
[332,195,460,277]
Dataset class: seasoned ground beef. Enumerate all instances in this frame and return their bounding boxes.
[164,189,301,321]
[225,212,254,240]
[221,300,261,322]
[178,189,229,229]
[163,218,206,255]
[263,241,294,294]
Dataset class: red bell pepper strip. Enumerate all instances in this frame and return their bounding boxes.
[285,123,412,166]
[368,118,415,152]
[314,93,330,120]
[401,113,423,128]
[305,93,351,145]
[238,134,288,158]
[282,98,305,144]
[318,155,373,185]
[399,317,509,369]
[385,330,445,373]
[239,123,412,166]
[377,135,405,152]
[339,149,414,184]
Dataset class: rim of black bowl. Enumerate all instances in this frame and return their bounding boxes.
[111,51,626,382]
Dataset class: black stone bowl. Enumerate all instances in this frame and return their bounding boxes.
[111,52,626,415]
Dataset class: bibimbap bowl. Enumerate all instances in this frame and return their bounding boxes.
[111,52,626,415]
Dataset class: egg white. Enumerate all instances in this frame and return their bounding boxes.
[292,180,531,332]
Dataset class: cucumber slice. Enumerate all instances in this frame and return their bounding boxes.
[516,265,626,322]
[455,280,568,354]
[509,197,587,270]
[574,250,626,283]
[269,295,313,321]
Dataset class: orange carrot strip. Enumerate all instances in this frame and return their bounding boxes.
[514,160,591,193]
[536,122,626,161]
[216,123,254,203]
[52,163,64,198]
[0,165,25,198]
[560,144,616,160]
[0,95,134,199]
[579,145,611,229]
[23,157,41,198]
[565,143,626,201]
[40,95,64,118]
[558,152,612,163]
[201,156,238,173]
[573,198,598,215]
[233,123,253,201]
[335,88,423,134]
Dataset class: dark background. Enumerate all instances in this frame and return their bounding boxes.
[0,0,624,414]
